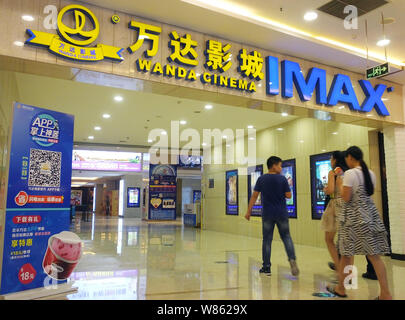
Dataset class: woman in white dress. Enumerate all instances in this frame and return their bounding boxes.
[327,146,391,300]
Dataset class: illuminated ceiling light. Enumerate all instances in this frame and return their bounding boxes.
[377,38,390,47]
[148,139,153,143]
[304,11,318,21]
[247,125,254,129]
[277,128,284,131]
[205,104,213,110]
[299,140,304,143]
[381,98,389,101]
[180,1,405,67]
[322,149,326,152]
[202,142,207,146]
[13,41,24,47]
[114,95,123,102]
[22,15,34,21]
[180,120,187,125]
[338,105,345,109]
[88,136,94,140]
[222,135,227,139]
[249,137,255,140]
[281,112,289,117]
[226,144,231,147]
[161,131,167,135]
[94,126,101,131]
[367,114,373,117]
[102,114,111,118]
[72,177,99,181]
[332,132,338,135]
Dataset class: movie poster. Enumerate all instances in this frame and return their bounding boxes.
[282,159,297,219]
[310,153,333,220]
[226,170,238,215]
[247,165,263,216]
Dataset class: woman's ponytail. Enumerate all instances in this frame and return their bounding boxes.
[360,159,374,196]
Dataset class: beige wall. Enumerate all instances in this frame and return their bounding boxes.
[0,70,20,288]
[202,117,376,249]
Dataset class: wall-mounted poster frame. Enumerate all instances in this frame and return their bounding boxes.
[247,165,263,216]
[282,159,297,219]
[310,152,333,220]
[225,169,238,215]
[127,187,140,208]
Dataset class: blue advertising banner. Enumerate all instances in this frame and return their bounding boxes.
[226,169,238,215]
[282,159,297,219]
[149,164,177,220]
[0,102,76,295]
[247,165,263,217]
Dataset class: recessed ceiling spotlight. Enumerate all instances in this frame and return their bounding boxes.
[247,125,254,129]
[322,149,326,152]
[304,11,318,21]
[88,136,94,140]
[22,15,34,21]
[377,38,390,47]
[202,142,207,146]
[114,95,123,102]
[205,104,213,110]
[277,128,284,131]
[338,106,345,109]
[102,114,111,118]
[94,126,101,131]
[180,120,187,125]
[332,132,338,135]
[249,137,255,140]
[281,112,289,117]
[13,41,24,47]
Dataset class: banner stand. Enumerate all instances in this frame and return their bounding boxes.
[0,282,77,300]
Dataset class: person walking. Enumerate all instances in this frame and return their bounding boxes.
[321,151,348,276]
[327,146,391,299]
[245,156,299,277]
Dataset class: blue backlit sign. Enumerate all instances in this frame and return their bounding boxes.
[266,56,391,116]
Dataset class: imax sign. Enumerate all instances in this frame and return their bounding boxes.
[266,56,392,116]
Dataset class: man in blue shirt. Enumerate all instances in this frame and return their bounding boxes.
[245,156,299,276]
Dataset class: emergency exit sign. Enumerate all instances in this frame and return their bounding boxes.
[366,63,389,79]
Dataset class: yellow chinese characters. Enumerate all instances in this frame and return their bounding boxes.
[238,49,264,81]
[128,21,162,57]
[168,31,198,66]
[205,40,232,72]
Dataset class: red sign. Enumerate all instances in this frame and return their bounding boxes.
[15,191,29,206]
[14,191,64,206]
[12,215,42,224]
[18,263,36,285]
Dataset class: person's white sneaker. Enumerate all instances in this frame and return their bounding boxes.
[290,259,299,276]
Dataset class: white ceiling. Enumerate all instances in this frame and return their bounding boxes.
[15,72,296,148]
[80,0,405,84]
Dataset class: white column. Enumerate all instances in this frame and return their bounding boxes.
[384,126,405,258]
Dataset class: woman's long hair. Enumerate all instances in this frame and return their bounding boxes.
[332,151,349,172]
[345,146,374,196]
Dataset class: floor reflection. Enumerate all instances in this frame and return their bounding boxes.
[61,215,405,300]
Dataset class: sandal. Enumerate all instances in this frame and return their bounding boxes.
[326,285,348,298]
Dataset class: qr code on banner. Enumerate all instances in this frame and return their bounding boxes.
[28,148,62,187]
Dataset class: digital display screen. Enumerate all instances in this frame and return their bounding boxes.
[247,165,263,216]
[72,150,141,172]
[178,155,201,168]
[226,170,238,215]
[282,159,297,219]
[127,187,140,208]
[310,152,333,220]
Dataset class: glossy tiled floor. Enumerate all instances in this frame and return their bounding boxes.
[54,214,405,300]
